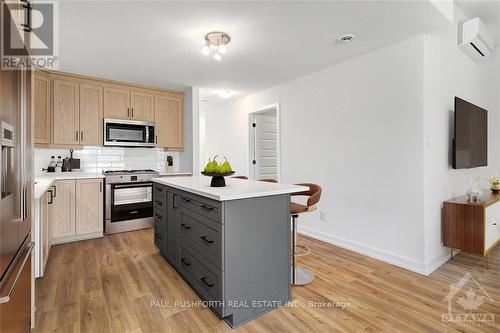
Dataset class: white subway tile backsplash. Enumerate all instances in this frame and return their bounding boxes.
[34,147,180,176]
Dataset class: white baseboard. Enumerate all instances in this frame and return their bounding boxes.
[50,232,103,245]
[424,249,457,275]
[297,226,428,275]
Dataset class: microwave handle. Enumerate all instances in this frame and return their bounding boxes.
[145,126,149,144]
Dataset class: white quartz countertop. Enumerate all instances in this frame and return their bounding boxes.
[159,172,192,177]
[34,172,104,199]
[152,176,308,201]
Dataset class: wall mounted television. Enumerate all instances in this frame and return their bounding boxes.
[452,97,487,169]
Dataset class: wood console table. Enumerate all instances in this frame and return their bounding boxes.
[443,192,500,268]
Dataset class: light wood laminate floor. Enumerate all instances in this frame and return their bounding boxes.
[33,228,499,332]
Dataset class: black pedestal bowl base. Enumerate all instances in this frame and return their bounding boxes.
[201,171,236,187]
[210,176,226,187]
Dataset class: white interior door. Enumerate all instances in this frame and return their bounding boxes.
[252,114,278,180]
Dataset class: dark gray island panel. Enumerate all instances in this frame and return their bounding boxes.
[223,194,291,327]
[153,180,292,328]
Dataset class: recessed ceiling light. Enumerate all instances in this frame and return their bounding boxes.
[337,34,355,45]
[215,90,233,98]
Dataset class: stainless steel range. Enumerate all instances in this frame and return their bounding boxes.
[104,169,159,234]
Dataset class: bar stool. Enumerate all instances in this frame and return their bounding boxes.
[291,183,322,285]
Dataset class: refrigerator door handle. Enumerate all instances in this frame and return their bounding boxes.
[0,241,33,304]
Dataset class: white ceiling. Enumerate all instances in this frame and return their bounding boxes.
[58,1,450,106]
[456,0,500,45]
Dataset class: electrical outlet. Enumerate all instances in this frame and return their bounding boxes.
[319,210,326,222]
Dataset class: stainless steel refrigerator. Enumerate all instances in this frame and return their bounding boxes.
[0,53,34,333]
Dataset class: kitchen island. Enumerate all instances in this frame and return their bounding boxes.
[152,176,307,328]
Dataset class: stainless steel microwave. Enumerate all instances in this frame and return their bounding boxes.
[103,118,155,147]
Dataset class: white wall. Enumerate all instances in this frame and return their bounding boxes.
[205,36,428,272]
[422,11,500,272]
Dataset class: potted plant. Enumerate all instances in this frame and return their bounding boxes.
[486,174,500,194]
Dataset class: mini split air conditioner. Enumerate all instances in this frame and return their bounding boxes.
[458,17,494,62]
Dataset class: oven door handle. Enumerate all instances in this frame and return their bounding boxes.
[112,182,153,189]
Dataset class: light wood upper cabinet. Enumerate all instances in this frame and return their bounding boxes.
[155,94,184,149]
[79,83,103,145]
[51,180,76,239]
[53,79,79,145]
[104,86,130,120]
[34,70,184,148]
[75,179,103,235]
[34,74,51,144]
[130,91,154,122]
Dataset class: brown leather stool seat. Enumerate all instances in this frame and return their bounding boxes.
[232,175,248,180]
[290,202,308,214]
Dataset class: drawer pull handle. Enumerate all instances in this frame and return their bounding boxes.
[181,258,191,266]
[181,223,191,230]
[200,236,214,244]
[493,222,497,226]
[155,214,162,219]
[156,187,163,192]
[201,204,214,211]
[201,277,214,288]
[182,197,191,203]
[155,200,163,205]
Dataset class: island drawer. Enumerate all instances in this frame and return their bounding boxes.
[178,193,222,222]
[178,242,223,315]
[153,194,166,211]
[178,206,222,268]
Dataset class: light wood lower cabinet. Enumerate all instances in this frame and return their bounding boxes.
[40,190,53,275]
[51,180,76,239]
[51,178,103,244]
[75,179,104,234]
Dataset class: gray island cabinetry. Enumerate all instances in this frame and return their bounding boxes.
[152,176,307,328]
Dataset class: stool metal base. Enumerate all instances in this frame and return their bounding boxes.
[293,267,315,285]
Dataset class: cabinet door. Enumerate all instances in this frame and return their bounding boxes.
[79,83,103,145]
[166,191,179,263]
[130,91,154,122]
[51,180,76,239]
[154,94,184,149]
[75,179,103,235]
[40,191,49,273]
[53,79,80,145]
[104,86,130,119]
[34,74,51,144]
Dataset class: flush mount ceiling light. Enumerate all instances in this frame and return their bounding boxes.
[215,90,233,98]
[201,31,231,61]
[337,33,355,45]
